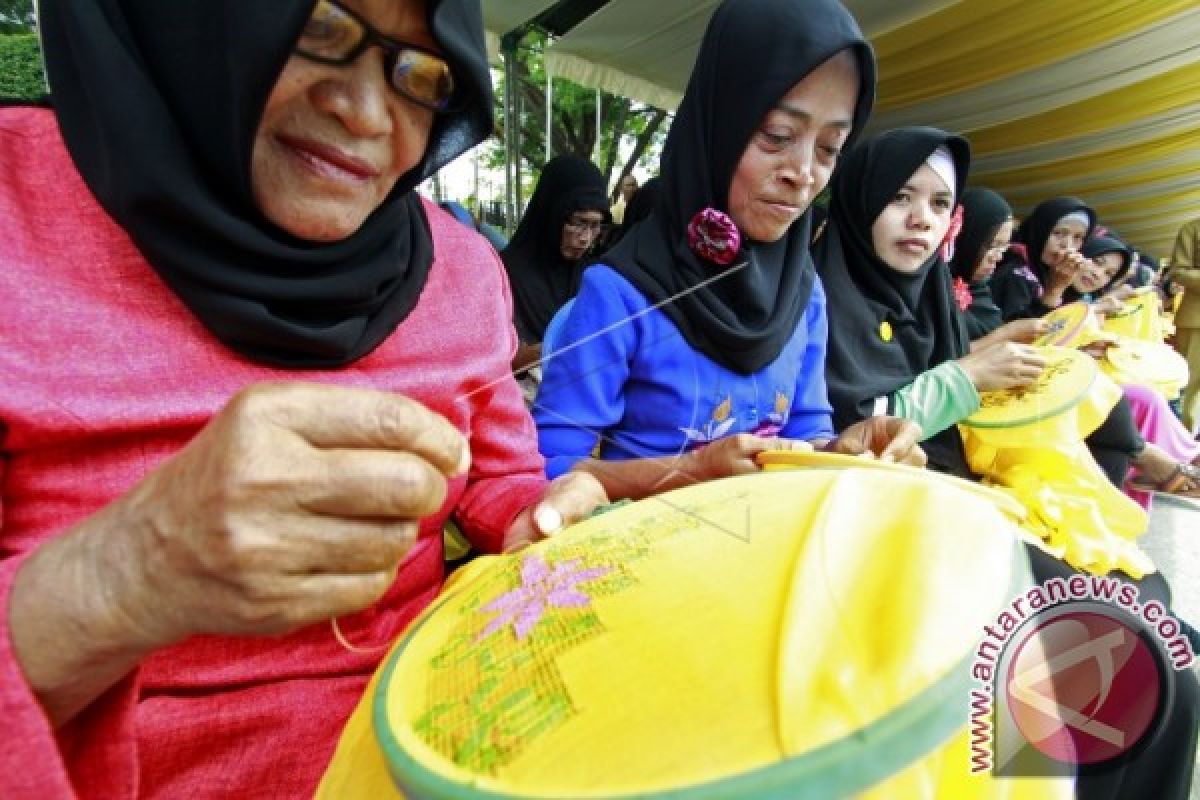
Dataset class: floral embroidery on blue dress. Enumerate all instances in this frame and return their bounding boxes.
[751,390,791,437]
[534,266,836,479]
[680,395,736,445]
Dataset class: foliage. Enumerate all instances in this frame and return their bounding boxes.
[488,28,669,212]
[0,33,45,100]
[0,0,35,35]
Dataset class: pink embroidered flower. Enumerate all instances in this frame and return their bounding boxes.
[477,555,612,642]
[939,203,964,261]
[687,208,741,266]
[953,276,973,312]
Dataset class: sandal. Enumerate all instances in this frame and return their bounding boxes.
[1129,461,1200,498]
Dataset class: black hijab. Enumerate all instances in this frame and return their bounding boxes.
[949,187,1012,338]
[501,154,610,343]
[817,127,971,473]
[604,0,876,375]
[38,0,494,367]
[995,197,1096,291]
[621,177,663,233]
[1080,235,1134,297]
[949,188,1011,283]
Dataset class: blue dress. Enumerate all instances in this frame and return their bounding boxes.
[534,265,835,478]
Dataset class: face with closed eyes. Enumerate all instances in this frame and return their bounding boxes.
[251,0,437,242]
[726,49,858,244]
[871,163,955,274]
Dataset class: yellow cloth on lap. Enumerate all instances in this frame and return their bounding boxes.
[959,348,1151,578]
[318,468,1071,799]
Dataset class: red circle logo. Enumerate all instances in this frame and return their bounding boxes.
[1005,611,1162,765]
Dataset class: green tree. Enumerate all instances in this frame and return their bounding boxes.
[0,33,44,99]
[490,29,669,216]
[0,0,35,34]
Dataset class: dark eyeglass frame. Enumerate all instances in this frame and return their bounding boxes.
[562,216,609,236]
[294,0,462,113]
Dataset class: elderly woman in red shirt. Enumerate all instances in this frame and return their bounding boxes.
[0,0,604,796]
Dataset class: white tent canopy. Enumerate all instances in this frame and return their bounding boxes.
[543,0,956,110]
[530,0,1200,257]
[482,0,557,60]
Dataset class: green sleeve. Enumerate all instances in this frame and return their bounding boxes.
[889,361,980,441]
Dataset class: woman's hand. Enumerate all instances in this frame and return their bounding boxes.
[686,434,811,482]
[1044,251,1088,297]
[974,318,1049,348]
[11,382,474,724]
[92,383,470,646]
[1093,284,1136,316]
[1091,295,1123,316]
[502,471,609,552]
[828,417,927,466]
[958,341,1046,393]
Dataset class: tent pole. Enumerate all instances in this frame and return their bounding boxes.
[545,54,553,164]
[594,88,601,163]
[501,30,521,232]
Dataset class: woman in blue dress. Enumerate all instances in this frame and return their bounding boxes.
[533,0,924,500]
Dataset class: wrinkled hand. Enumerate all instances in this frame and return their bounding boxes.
[829,417,927,466]
[958,341,1046,393]
[108,383,470,649]
[502,471,609,552]
[687,434,812,481]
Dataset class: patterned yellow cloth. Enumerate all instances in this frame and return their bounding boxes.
[1095,293,1189,399]
[959,349,1151,578]
[318,468,1072,799]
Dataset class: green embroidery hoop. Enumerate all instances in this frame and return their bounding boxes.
[371,548,1032,799]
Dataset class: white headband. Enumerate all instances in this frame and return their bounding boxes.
[1058,211,1091,229]
[925,146,957,199]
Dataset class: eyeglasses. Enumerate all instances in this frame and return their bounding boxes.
[563,217,607,236]
[294,0,459,112]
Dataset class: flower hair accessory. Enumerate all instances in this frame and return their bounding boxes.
[687,208,741,266]
[939,204,964,262]
[952,276,973,312]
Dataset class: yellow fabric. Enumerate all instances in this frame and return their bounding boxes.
[959,363,1152,579]
[872,0,1196,110]
[967,59,1200,157]
[977,128,1200,193]
[318,468,1071,799]
[1097,296,1188,398]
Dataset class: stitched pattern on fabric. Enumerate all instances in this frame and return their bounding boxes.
[979,355,1072,409]
[411,496,739,774]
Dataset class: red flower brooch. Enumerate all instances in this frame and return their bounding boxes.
[953,276,973,312]
[687,208,741,266]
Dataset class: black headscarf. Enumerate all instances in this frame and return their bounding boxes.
[501,154,609,343]
[621,177,663,232]
[38,0,494,367]
[949,187,1012,338]
[604,0,876,375]
[817,127,971,474]
[949,188,1011,283]
[990,197,1097,319]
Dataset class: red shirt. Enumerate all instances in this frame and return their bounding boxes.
[0,108,546,798]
